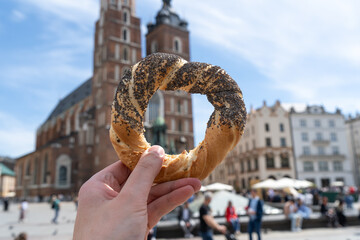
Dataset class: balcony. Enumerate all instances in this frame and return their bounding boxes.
[312,139,330,146]
[299,154,345,160]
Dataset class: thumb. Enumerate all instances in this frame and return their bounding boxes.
[120,146,165,201]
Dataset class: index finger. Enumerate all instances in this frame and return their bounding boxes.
[119,146,165,202]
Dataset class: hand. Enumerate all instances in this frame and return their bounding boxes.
[217,225,227,234]
[73,146,201,240]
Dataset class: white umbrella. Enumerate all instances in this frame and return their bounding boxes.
[294,179,314,189]
[274,178,314,189]
[252,178,277,189]
[204,182,234,191]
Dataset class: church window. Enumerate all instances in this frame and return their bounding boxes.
[123,47,129,61]
[122,28,130,42]
[184,120,189,133]
[33,158,39,184]
[178,120,182,132]
[26,160,31,176]
[42,154,48,184]
[115,44,120,59]
[132,49,136,64]
[59,166,67,185]
[183,100,188,114]
[173,37,182,53]
[98,29,103,46]
[151,41,158,53]
[177,100,181,113]
[171,118,175,131]
[147,92,160,123]
[123,10,129,24]
[115,65,120,81]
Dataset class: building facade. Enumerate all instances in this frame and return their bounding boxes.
[204,101,296,191]
[346,115,360,186]
[15,0,194,199]
[289,105,354,187]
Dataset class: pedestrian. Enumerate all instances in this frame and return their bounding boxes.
[284,198,302,231]
[73,146,201,239]
[19,199,28,223]
[320,197,337,227]
[178,201,195,238]
[3,198,9,211]
[345,194,354,209]
[225,200,240,234]
[199,192,227,240]
[51,195,61,224]
[246,189,263,240]
[335,199,347,227]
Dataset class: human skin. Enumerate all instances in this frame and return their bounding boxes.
[73,146,201,240]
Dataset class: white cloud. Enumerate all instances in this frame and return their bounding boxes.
[11,10,26,22]
[21,0,99,28]
[167,0,360,112]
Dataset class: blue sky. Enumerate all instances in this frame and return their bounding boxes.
[1,0,360,158]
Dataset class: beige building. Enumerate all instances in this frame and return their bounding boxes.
[0,163,16,197]
[205,101,295,191]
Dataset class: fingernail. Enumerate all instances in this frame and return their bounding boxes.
[148,145,165,158]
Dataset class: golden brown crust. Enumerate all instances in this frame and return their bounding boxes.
[110,53,246,183]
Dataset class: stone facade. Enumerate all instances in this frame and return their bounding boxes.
[346,115,360,186]
[15,0,194,199]
[204,101,296,191]
[289,105,354,187]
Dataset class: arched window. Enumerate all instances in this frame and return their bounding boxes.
[33,158,39,184]
[123,0,129,6]
[173,37,182,53]
[42,154,48,184]
[148,92,160,124]
[123,10,129,24]
[122,28,129,42]
[55,154,71,188]
[26,160,31,176]
[151,41,158,53]
[123,47,129,61]
[59,166,67,185]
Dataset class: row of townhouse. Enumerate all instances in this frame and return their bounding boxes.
[204,100,360,191]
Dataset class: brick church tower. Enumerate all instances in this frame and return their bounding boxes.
[145,0,194,153]
[92,0,142,172]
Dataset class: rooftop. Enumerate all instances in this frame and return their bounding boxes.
[46,78,92,121]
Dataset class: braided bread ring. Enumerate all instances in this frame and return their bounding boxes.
[110,53,246,183]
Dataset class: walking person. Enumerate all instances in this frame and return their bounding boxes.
[246,189,263,240]
[225,200,240,234]
[18,199,28,223]
[3,198,9,212]
[199,192,227,240]
[335,199,347,227]
[178,201,195,238]
[51,195,61,224]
